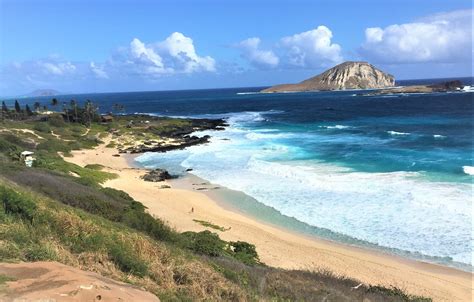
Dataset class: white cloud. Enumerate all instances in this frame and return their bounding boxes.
[236,37,279,68]
[90,62,109,79]
[112,33,216,77]
[156,32,216,73]
[37,60,76,75]
[280,26,343,68]
[361,9,473,63]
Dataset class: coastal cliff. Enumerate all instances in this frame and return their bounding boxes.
[262,61,395,92]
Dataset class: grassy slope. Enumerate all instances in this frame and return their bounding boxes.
[0,115,430,302]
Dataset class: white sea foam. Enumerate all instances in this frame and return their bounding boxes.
[433,134,446,139]
[387,130,410,136]
[463,166,474,176]
[236,92,260,95]
[136,121,473,266]
[321,125,351,130]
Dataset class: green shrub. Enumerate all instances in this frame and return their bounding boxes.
[181,230,226,257]
[0,137,20,155]
[48,115,66,127]
[85,164,105,170]
[33,122,51,133]
[229,241,260,266]
[0,186,37,223]
[100,187,134,201]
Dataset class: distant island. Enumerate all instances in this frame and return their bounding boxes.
[261,61,395,93]
[26,89,62,97]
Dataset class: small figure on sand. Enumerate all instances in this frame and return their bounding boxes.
[190,207,194,214]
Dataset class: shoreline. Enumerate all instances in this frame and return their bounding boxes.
[170,172,472,272]
[64,138,473,301]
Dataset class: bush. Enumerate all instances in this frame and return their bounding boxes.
[0,186,37,223]
[48,115,66,127]
[109,242,148,277]
[229,241,259,266]
[85,164,105,170]
[181,230,226,257]
[33,122,51,133]
[0,137,20,154]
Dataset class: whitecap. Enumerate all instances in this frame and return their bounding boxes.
[387,130,410,136]
[321,125,351,130]
[462,166,474,175]
[433,134,446,139]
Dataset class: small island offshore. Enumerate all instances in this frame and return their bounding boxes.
[0,89,472,301]
[261,61,466,95]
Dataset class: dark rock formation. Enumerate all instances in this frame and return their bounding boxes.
[142,169,173,182]
[365,80,465,96]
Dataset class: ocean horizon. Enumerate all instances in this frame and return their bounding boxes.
[15,78,474,271]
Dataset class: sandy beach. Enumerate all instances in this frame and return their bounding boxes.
[64,139,473,302]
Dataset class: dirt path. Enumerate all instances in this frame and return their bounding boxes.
[0,261,160,302]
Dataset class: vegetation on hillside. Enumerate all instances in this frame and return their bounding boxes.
[0,102,431,301]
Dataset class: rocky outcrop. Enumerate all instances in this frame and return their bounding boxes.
[365,80,464,96]
[262,61,394,93]
[141,169,173,182]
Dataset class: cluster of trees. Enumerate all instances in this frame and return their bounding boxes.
[1,98,102,126]
[1,100,36,120]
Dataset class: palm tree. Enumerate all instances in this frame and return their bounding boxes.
[51,98,58,111]
[33,102,41,112]
[63,102,70,123]
[70,99,78,122]
[84,100,92,127]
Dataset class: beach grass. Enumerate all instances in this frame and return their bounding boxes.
[193,219,230,231]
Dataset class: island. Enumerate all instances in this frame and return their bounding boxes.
[261,61,395,93]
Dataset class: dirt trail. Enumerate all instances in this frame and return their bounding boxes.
[0,261,160,302]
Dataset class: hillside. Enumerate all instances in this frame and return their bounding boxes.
[262,61,394,93]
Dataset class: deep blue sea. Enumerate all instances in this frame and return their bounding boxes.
[13,77,474,269]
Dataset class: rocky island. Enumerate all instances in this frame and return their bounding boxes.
[261,61,395,93]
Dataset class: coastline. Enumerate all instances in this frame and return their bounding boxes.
[64,138,473,302]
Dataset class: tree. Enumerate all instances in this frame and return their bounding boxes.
[33,102,41,112]
[84,100,92,126]
[25,104,33,116]
[62,102,70,123]
[70,99,78,122]
[51,98,58,111]
[1,101,7,121]
[14,100,21,113]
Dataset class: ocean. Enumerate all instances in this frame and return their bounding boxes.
[15,78,474,270]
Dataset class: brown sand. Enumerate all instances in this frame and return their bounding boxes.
[64,140,473,301]
[0,261,159,301]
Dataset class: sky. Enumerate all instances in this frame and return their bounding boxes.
[0,0,472,95]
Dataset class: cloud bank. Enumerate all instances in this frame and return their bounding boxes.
[360,9,473,63]
[235,25,343,69]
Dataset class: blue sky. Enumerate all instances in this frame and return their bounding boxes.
[0,0,472,95]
